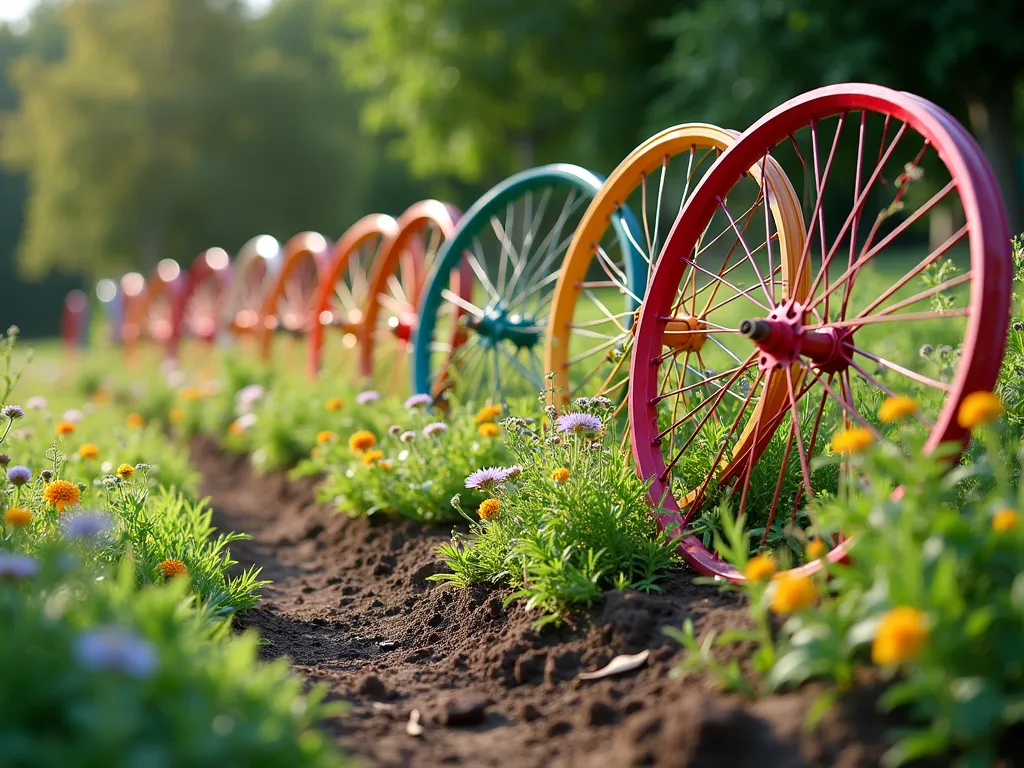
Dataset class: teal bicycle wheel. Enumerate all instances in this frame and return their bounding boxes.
[411,164,642,404]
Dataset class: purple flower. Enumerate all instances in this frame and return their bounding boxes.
[503,465,524,480]
[232,413,258,431]
[555,412,603,435]
[423,422,448,437]
[64,511,114,541]
[400,431,416,443]
[0,553,39,580]
[404,393,431,409]
[465,466,513,490]
[62,409,84,423]
[388,424,402,436]
[1,404,24,420]
[356,390,380,405]
[74,626,157,679]
[6,465,31,486]
[235,384,265,415]
[25,397,47,410]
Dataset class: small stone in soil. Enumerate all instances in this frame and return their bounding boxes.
[411,560,445,587]
[546,720,573,737]
[437,693,492,727]
[357,674,389,698]
[373,562,394,577]
[518,703,543,722]
[582,699,620,727]
[544,650,580,683]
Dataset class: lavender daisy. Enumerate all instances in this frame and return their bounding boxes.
[502,465,524,480]
[25,396,47,410]
[233,413,258,431]
[74,627,157,679]
[555,412,602,435]
[0,553,39,580]
[356,390,380,405]
[465,466,511,490]
[6,465,31,486]
[235,384,265,414]
[62,409,84,423]
[400,431,416,443]
[404,393,431,409]
[388,424,402,437]
[2,404,24,420]
[423,422,448,437]
[64,511,114,541]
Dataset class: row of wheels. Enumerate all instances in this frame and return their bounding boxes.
[69,84,1012,581]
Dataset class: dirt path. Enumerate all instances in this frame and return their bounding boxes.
[193,438,892,767]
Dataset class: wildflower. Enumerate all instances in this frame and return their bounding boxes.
[116,464,135,481]
[55,421,76,436]
[555,412,603,435]
[75,627,157,679]
[179,386,202,401]
[378,460,393,471]
[25,396,47,410]
[400,431,416,443]
[356,390,380,405]
[478,422,500,438]
[234,384,265,414]
[743,553,776,582]
[1,404,24,420]
[388,424,402,437]
[6,466,30,486]
[325,397,344,412]
[878,395,917,424]
[0,454,8,466]
[589,396,613,412]
[126,413,145,429]
[363,449,385,466]
[4,507,32,528]
[158,559,188,578]
[830,426,873,455]
[993,508,1018,533]
[0,553,39,580]
[552,467,571,483]
[404,393,431,409]
[770,572,817,613]
[168,408,185,424]
[79,443,100,460]
[62,409,84,423]
[348,430,376,453]
[806,539,828,560]
[316,430,337,445]
[957,391,1004,430]
[64,512,113,540]
[920,345,934,357]
[40,470,53,482]
[43,480,80,512]
[423,422,448,437]
[466,467,512,490]
[478,499,500,520]
[503,465,524,480]
[474,404,503,424]
[1014,322,1024,332]
[872,606,929,665]
[544,403,557,421]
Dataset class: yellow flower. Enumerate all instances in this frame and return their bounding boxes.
[317,430,336,445]
[42,480,80,513]
[957,391,1004,430]
[126,413,145,429]
[478,498,500,520]
[4,507,32,528]
[552,467,571,484]
[992,508,1018,533]
[179,386,202,401]
[477,422,500,438]
[362,449,385,467]
[169,408,185,425]
[770,572,816,614]
[117,463,135,481]
[806,539,827,560]
[91,388,110,405]
[872,606,929,665]
[348,430,376,454]
[830,426,873,455]
[878,395,917,424]
[78,443,100,460]
[474,404,503,425]
[325,397,344,412]
[158,558,188,578]
[55,421,76,436]
[743,553,776,582]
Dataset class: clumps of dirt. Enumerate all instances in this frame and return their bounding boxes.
[193,437,899,767]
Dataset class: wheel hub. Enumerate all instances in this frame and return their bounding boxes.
[463,303,540,349]
[387,308,418,344]
[741,299,852,373]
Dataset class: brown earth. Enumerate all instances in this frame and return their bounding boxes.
[192,438,915,767]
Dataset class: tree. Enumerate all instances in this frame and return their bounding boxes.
[652,0,1024,232]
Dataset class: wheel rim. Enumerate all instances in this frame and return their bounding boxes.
[259,232,330,360]
[141,259,184,358]
[361,201,462,391]
[629,84,1012,580]
[412,164,633,404]
[62,290,90,350]
[223,235,281,341]
[308,214,399,379]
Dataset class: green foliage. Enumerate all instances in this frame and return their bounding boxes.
[435,395,678,624]
[0,550,346,767]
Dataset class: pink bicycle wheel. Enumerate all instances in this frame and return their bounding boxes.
[139,259,185,360]
[628,83,1012,581]
[259,232,331,361]
[62,290,89,351]
[172,248,231,356]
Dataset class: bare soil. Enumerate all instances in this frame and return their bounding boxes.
[193,438,908,767]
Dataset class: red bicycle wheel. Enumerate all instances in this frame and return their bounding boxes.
[134,259,185,361]
[61,290,89,351]
[258,232,331,361]
[223,235,281,345]
[628,83,1011,580]
[171,248,231,358]
[307,214,399,379]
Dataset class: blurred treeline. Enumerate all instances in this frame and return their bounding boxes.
[1,0,1021,336]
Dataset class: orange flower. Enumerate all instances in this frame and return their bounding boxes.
[78,443,100,460]
[872,606,929,665]
[4,507,32,528]
[806,539,828,560]
[830,427,873,455]
[957,391,1003,430]
[168,408,185,425]
[743,554,776,582]
[362,449,385,467]
[770,572,816,614]
[993,508,1018,533]
[552,467,570,484]
[474,404,503,425]
[378,460,393,471]
[317,430,336,445]
[158,559,188,578]
[42,480,81,512]
[126,413,145,429]
[477,422,500,438]
[325,397,344,412]
[348,430,376,453]
[478,499,500,520]
[117,464,135,481]
[55,421,76,436]
[878,395,917,424]
[179,386,202,401]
